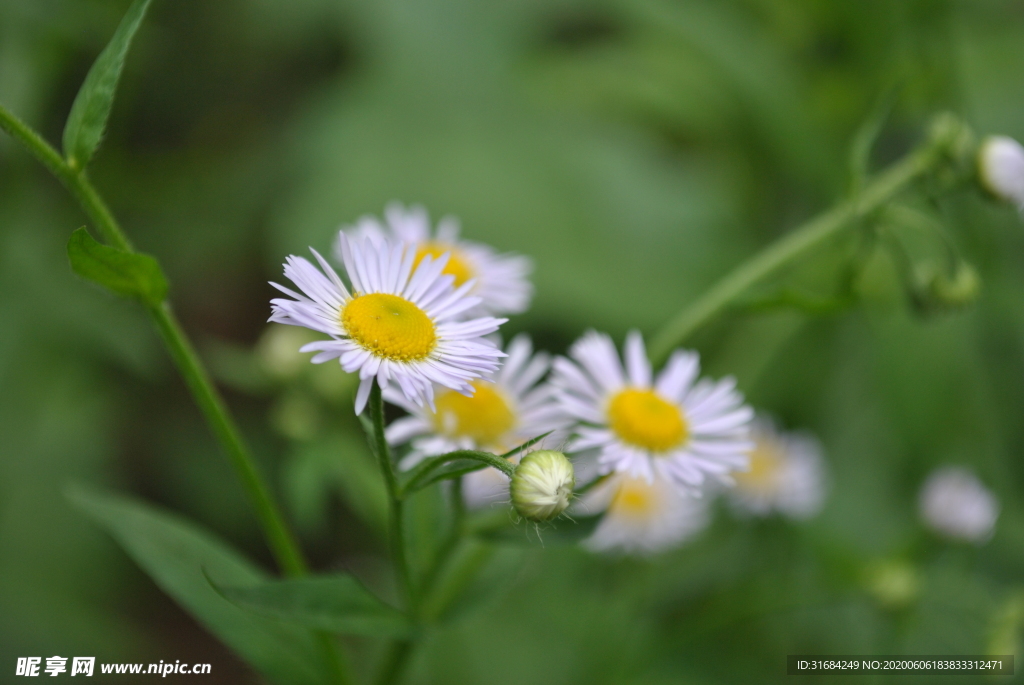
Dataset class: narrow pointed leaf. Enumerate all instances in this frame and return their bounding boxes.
[66,486,336,685]
[62,0,152,168]
[212,575,414,638]
[67,227,167,306]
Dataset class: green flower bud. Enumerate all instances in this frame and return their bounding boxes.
[510,450,575,521]
[865,559,920,611]
[911,263,981,314]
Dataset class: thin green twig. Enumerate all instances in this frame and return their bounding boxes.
[648,129,959,364]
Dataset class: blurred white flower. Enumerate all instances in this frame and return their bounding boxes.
[978,135,1024,213]
[919,466,999,543]
[728,418,827,519]
[510,449,575,521]
[270,232,505,414]
[338,203,533,317]
[581,473,710,554]
[551,330,753,494]
[384,335,569,508]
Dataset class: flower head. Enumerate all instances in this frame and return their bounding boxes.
[728,417,827,519]
[919,466,999,543]
[552,330,753,494]
[510,450,575,521]
[338,203,533,317]
[384,334,569,507]
[580,472,710,554]
[269,232,506,414]
[978,135,1024,212]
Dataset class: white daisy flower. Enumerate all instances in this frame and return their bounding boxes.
[383,334,569,508]
[269,232,507,414]
[551,330,753,494]
[727,417,827,519]
[580,473,710,554]
[337,203,533,317]
[919,466,999,543]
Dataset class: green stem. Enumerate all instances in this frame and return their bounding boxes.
[374,640,415,685]
[400,449,517,497]
[3,99,355,684]
[369,382,421,685]
[369,382,416,609]
[648,140,948,364]
[148,304,307,576]
[1,101,307,577]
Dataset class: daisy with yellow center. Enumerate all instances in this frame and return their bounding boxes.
[269,231,507,414]
[384,335,570,507]
[552,330,753,493]
[579,472,710,554]
[727,417,827,519]
[337,202,533,317]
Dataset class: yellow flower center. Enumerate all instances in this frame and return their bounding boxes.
[734,438,783,493]
[607,388,688,452]
[432,380,516,446]
[414,242,474,287]
[610,477,661,517]
[341,293,437,362]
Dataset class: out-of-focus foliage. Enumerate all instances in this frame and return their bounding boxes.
[2,0,1024,682]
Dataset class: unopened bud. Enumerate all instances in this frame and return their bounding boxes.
[978,135,1024,211]
[911,263,981,314]
[510,450,574,521]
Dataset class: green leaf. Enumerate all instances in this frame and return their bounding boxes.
[67,227,167,306]
[211,574,414,638]
[62,0,152,169]
[66,486,336,685]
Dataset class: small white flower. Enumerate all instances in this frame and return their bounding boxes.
[978,135,1024,212]
[727,417,827,519]
[919,466,999,543]
[338,203,533,317]
[269,232,506,414]
[581,472,710,554]
[510,450,575,521]
[384,334,568,508]
[551,330,753,494]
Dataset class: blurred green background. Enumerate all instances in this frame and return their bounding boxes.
[2,0,1024,682]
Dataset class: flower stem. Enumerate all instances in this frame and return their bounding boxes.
[648,129,957,364]
[368,382,416,609]
[368,382,421,685]
[2,100,355,684]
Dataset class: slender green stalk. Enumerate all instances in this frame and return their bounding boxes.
[374,640,415,685]
[149,304,307,576]
[368,382,421,685]
[400,449,517,497]
[369,383,416,609]
[3,99,354,684]
[648,139,950,364]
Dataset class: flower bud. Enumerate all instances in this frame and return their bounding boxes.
[978,135,1024,211]
[510,450,574,521]
[911,263,981,315]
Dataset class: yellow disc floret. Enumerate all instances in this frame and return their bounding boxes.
[414,242,474,287]
[433,380,516,446]
[342,293,437,362]
[734,437,783,493]
[610,477,661,517]
[607,388,688,452]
